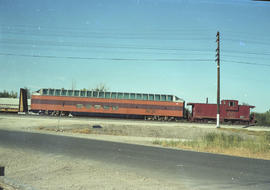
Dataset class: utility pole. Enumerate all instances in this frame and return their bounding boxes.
[216,31,220,128]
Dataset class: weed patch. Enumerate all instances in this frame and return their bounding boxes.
[153,132,270,160]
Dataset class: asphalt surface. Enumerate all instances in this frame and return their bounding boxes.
[0,129,270,190]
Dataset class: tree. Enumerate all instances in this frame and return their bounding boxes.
[253,109,270,126]
[92,83,109,92]
[0,90,18,98]
[10,91,18,98]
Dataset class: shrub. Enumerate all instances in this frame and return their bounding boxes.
[253,110,270,126]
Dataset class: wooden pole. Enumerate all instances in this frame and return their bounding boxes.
[216,31,220,128]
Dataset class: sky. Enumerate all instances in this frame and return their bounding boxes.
[0,0,270,112]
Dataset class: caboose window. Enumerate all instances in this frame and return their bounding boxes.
[229,101,235,107]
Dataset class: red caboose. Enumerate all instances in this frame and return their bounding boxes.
[187,100,255,124]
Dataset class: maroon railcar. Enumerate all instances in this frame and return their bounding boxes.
[187,100,255,124]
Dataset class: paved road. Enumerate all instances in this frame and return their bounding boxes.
[0,129,270,190]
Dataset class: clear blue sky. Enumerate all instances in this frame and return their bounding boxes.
[0,0,270,112]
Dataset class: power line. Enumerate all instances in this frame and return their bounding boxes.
[223,60,270,67]
[0,52,213,62]
[223,49,270,56]
[1,24,215,33]
[4,24,269,38]
[1,53,269,67]
[3,24,270,43]
[3,24,270,42]
[0,38,214,53]
[222,54,270,60]
[1,30,214,41]
[2,36,270,56]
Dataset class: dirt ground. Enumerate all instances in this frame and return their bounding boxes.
[1,114,269,145]
[0,146,185,190]
[0,114,269,190]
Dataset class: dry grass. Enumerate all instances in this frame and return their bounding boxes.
[71,127,129,136]
[36,123,270,160]
[0,181,17,190]
[218,128,270,136]
[37,125,130,136]
[72,128,92,134]
[153,132,270,160]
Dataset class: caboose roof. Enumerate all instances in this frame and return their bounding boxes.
[187,100,255,108]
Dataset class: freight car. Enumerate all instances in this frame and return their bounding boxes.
[0,89,30,113]
[0,98,21,112]
[187,100,255,124]
[31,88,185,120]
